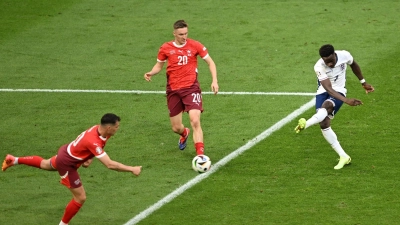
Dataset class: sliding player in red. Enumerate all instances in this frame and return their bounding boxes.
[2,113,142,225]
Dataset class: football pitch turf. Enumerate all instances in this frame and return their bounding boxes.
[1,1,400,224]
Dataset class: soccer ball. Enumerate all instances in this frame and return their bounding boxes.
[192,155,212,173]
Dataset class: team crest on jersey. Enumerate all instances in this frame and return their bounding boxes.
[169,50,175,55]
[187,50,192,56]
[340,64,345,70]
[96,146,103,154]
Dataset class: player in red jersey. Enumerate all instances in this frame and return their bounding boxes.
[144,19,219,156]
[2,113,142,225]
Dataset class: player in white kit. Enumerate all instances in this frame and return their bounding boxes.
[294,44,374,169]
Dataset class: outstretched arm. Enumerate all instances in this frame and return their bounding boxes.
[320,79,363,106]
[203,56,218,94]
[144,61,165,82]
[97,154,142,176]
[350,60,375,94]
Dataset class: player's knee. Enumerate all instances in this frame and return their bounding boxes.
[322,102,334,113]
[171,125,182,134]
[80,195,87,204]
[326,108,334,115]
[189,117,201,128]
[75,193,87,204]
[40,159,53,171]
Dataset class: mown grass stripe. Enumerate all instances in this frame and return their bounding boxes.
[0,88,314,96]
[123,98,315,225]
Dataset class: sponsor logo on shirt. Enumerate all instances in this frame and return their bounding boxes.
[74,179,81,186]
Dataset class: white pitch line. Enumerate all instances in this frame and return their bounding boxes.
[123,98,315,225]
[0,88,314,96]
[0,87,315,223]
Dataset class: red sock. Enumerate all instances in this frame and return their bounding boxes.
[61,199,83,224]
[195,142,204,155]
[17,156,43,168]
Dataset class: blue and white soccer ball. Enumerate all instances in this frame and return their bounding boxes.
[192,155,212,173]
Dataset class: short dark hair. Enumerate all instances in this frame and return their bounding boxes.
[319,44,335,57]
[174,20,188,29]
[101,113,121,125]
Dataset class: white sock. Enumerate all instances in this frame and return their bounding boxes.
[59,221,68,225]
[305,108,328,129]
[15,157,19,165]
[321,127,349,158]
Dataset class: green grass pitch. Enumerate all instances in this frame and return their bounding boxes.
[1,0,399,224]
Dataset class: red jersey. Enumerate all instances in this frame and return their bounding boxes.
[61,125,109,167]
[157,38,209,91]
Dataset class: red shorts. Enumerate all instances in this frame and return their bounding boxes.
[167,87,203,117]
[55,144,82,189]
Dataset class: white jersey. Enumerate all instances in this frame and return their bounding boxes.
[314,50,353,96]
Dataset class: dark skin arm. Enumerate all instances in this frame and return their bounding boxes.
[350,60,375,94]
[320,79,363,106]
